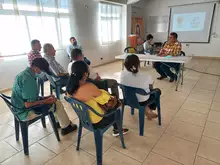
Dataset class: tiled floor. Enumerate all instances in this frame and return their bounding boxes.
[1,58,220,165]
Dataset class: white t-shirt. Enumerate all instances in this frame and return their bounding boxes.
[68,61,98,80]
[120,69,153,102]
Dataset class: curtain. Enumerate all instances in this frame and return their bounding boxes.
[0,0,72,56]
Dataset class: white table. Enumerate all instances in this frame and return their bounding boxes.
[115,53,192,91]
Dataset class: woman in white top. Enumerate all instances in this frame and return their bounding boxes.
[144,34,154,54]
[120,54,161,120]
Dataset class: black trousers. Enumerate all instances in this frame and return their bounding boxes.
[93,113,118,130]
[154,62,179,79]
[139,88,161,110]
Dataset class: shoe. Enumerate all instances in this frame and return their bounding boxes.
[56,122,61,129]
[169,78,175,83]
[112,128,129,137]
[157,76,167,80]
[61,123,77,136]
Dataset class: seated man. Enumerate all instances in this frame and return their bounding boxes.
[43,43,68,77]
[11,58,77,135]
[27,39,42,66]
[66,37,91,65]
[68,49,120,99]
[154,32,182,82]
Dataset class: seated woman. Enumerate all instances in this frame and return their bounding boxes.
[66,61,129,137]
[144,34,154,54]
[120,55,161,120]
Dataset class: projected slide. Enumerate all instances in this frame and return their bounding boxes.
[172,12,207,32]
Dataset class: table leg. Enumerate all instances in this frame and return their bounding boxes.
[181,64,184,85]
[175,64,183,91]
[122,60,124,70]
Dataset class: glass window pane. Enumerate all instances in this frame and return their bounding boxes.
[100,3,122,44]
[28,16,58,48]
[58,0,69,13]
[59,18,71,45]
[1,0,13,10]
[17,0,38,11]
[41,0,56,13]
[0,15,29,55]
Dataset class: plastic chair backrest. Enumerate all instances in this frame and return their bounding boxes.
[124,47,137,53]
[180,51,185,56]
[64,96,94,131]
[119,84,147,109]
[0,93,19,119]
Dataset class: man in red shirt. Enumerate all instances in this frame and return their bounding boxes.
[28,39,42,66]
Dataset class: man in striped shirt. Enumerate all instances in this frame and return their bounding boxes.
[27,40,42,66]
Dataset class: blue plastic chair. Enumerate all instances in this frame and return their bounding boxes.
[64,96,126,165]
[0,93,60,155]
[46,71,68,99]
[119,84,161,136]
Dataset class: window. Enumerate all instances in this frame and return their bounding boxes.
[99,3,122,45]
[0,0,71,56]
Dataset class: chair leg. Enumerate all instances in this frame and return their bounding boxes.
[157,101,162,126]
[94,131,103,165]
[41,117,46,128]
[131,108,134,115]
[55,87,60,99]
[14,118,19,141]
[48,112,60,142]
[40,81,44,97]
[138,108,145,136]
[50,85,53,95]
[76,122,82,151]
[116,116,126,149]
[20,122,29,155]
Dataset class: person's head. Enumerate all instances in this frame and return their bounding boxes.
[31,39,42,51]
[70,48,83,62]
[124,54,140,74]
[43,43,56,56]
[146,34,153,42]
[31,58,51,75]
[70,37,77,46]
[169,32,178,43]
[136,24,141,36]
[66,61,89,95]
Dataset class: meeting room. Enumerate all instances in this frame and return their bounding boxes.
[0,0,220,165]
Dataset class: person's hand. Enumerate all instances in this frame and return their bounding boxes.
[107,96,117,108]
[58,73,69,77]
[95,75,101,81]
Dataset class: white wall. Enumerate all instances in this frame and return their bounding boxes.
[0,0,127,90]
[145,0,220,57]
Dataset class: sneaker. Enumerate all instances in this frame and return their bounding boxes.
[157,76,167,80]
[61,123,77,136]
[112,128,129,137]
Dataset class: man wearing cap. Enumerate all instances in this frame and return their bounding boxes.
[66,37,91,65]
[11,58,77,136]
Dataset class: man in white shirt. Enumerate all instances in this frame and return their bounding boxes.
[66,37,90,65]
[68,49,119,99]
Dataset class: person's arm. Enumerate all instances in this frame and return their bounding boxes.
[66,45,71,57]
[24,96,56,108]
[22,79,56,108]
[89,67,101,80]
